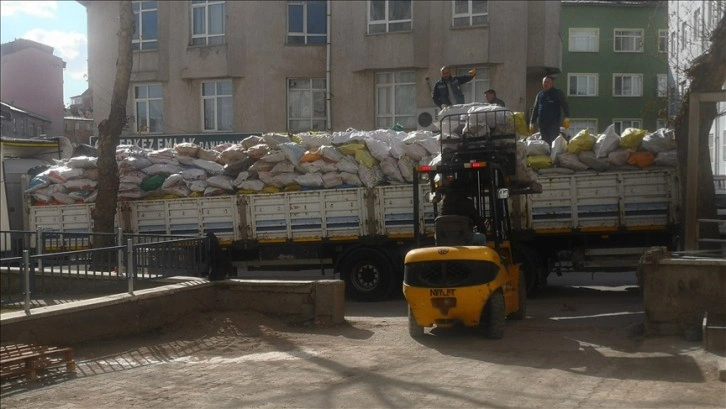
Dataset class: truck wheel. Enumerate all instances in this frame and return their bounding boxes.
[514,245,545,296]
[481,291,505,339]
[509,270,527,320]
[338,248,394,302]
[408,306,424,338]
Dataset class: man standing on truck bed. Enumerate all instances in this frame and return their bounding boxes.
[529,76,570,145]
[432,66,476,109]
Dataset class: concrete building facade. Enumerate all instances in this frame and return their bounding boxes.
[668,0,726,175]
[81,0,562,137]
[0,39,66,138]
[560,1,669,136]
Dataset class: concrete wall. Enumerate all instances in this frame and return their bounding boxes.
[0,279,345,346]
[640,257,726,339]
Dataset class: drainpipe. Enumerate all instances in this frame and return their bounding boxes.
[326,0,332,131]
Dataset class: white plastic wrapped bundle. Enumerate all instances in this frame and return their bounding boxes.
[397,156,415,183]
[192,158,224,175]
[335,155,359,173]
[340,172,363,186]
[380,157,404,183]
[270,160,296,175]
[67,156,97,169]
[206,175,234,191]
[218,144,247,164]
[262,133,290,149]
[181,168,207,181]
[463,105,513,137]
[358,164,384,188]
[47,166,83,184]
[319,145,344,162]
[162,173,185,189]
[322,172,343,188]
[296,132,332,148]
[594,124,620,158]
[119,155,153,171]
[186,180,207,192]
[63,178,97,191]
[259,150,286,163]
[641,129,677,154]
[143,163,183,175]
[295,173,324,187]
[147,148,178,164]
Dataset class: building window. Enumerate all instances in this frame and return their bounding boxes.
[614,29,643,52]
[452,0,488,28]
[569,119,598,136]
[368,0,412,34]
[132,1,158,50]
[569,28,599,52]
[457,67,490,103]
[568,74,598,97]
[656,119,667,130]
[613,74,642,97]
[375,71,416,130]
[693,8,701,43]
[202,80,233,132]
[613,119,642,134]
[681,21,688,49]
[658,29,667,53]
[288,78,327,132]
[657,74,668,98]
[191,0,225,46]
[288,1,327,45]
[135,84,163,133]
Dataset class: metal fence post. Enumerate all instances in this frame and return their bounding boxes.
[36,228,44,274]
[117,228,124,277]
[23,250,31,314]
[127,239,134,294]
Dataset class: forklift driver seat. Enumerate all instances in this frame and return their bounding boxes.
[435,215,474,246]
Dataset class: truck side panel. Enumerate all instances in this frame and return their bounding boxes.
[376,185,436,238]
[525,169,678,232]
[241,188,367,241]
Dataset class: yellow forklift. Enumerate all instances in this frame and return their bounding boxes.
[403,107,533,338]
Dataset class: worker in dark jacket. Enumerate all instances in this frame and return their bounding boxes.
[529,76,570,145]
[432,66,476,109]
[439,180,487,244]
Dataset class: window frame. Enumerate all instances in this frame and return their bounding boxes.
[374,70,416,130]
[456,66,490,103]
[367,0,412,34]
[287,77,328,132]
[612,73,643,97]
[201,79,234,132]
[452,0,489,28]
[613,28,644,53]
[613,119,642,134]
[132,0,158,51]
[658,29,667,53]
[656,74,668,98]
[191,0,226,46]
[569,119,598,136]
[567,73,598,97]
[568,28,599,52]
[287,1,328,45]
[134,83,164,134]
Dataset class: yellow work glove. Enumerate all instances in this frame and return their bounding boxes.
[468,68,477,78]
[562,118,571,129]
[529,123,536,134]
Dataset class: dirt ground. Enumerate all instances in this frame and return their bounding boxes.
[1,272,724,409]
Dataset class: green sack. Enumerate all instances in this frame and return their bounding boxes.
[140,174,168,191]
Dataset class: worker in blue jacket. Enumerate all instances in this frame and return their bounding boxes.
[432,66,476,109]
[529,75,570,145]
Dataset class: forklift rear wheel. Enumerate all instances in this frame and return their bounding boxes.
[482,291,505,339]
[339,248,394,302]
[408,306,424,338]
[509,270,527,320]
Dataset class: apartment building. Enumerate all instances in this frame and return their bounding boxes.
[81,0,562,137]
[560,1,668,136]
[0,39,66,138]
[668,0,725,175]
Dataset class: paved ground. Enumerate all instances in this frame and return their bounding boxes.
[1,272,724,409]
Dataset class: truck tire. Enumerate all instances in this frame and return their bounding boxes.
[481,291,505,339]
[509,270,527,320]
[408,306,424,338]
[514,245,545,296]
[338,247,394,302]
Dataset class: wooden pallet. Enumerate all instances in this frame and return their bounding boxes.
[0,344,75,382]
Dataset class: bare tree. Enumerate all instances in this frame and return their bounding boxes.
[92,1,134,249]
[673,14,726,248]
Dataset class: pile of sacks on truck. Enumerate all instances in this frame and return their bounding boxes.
[26,129,440,205]
[25,103,678,205]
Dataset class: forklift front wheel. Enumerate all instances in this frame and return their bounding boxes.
[481,291,505,339]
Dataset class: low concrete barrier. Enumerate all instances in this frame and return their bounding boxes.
[0,279,345,346]
[640,257,726,343]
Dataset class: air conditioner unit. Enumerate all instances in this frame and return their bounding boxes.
[416,108,439,131]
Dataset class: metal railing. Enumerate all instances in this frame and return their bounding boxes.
[1,229,208,312]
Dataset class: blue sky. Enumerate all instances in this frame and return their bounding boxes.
[1,0,88,107]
